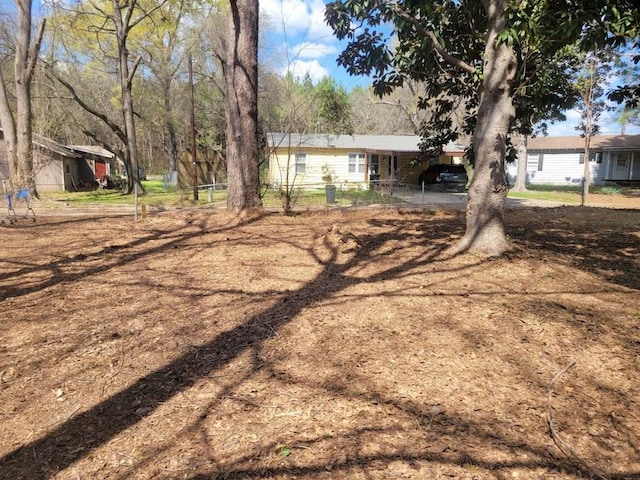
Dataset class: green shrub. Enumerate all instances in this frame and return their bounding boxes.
[598,185,621,195]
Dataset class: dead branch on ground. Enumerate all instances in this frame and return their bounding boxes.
[546,359,609,480]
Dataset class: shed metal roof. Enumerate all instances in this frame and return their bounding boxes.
[68,145,115,158]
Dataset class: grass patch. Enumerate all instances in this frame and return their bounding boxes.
[40,181,216,207]
[507,189,581,204]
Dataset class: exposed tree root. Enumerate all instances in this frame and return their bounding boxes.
[546,360,609,480]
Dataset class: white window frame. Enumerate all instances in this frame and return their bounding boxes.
[348,153,366,174]
[294,153,307,174]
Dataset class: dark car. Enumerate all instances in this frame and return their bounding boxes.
[418,164,468,190]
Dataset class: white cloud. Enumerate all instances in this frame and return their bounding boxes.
[545,109,582,136]
[260,0,334,41]
[284,59,329,83]
[290,41,338,60]
[543,108,640,136]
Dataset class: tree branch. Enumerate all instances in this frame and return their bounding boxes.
[128,0,170,30]
[391,5,476,75]
[46,65,127,145]
[127,55,142,86]
[26,19,46,83]
[546,360,609,480]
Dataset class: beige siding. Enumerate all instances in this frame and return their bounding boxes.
[269,147,368,186]
[270,148,435,187]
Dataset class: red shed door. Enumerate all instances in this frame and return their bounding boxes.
[95,160,107,179]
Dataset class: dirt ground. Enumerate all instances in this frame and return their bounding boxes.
[1,200,639,479]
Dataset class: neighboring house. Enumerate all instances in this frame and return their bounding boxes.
[507,134,640,186]
[267,133,466,187]
[0,128,116,192]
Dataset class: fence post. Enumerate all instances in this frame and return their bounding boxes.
[422,181,425,208]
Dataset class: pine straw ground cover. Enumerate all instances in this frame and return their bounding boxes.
[0,206,639,480]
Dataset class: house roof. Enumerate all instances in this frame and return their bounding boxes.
[33,135,81,158]
[267,133,466,154]
[1,128,116,159]
[68,145,115,158]
[528,134,640,151]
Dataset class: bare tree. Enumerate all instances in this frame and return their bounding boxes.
[0,0,45,191]
[48,0,167,194]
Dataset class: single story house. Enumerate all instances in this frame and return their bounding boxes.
[507,134,640,186]
[0,128,116,192]
[266,133,466,188]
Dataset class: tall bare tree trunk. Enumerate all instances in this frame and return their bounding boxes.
[513,133,528,192]
[161,78,179,173]
[225,0,262,211]
[0,69,18,177]
[14,0,33,190]
[451,0,514,256]
[11,1,45,192]
[112,0,143,195]
[582,134,591,205]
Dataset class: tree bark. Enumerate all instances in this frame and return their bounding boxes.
[161,77,179,173]
[12,1,45,191]
[112,0,143,195]
[0,68,18,179]
[450,0,514,256]
[225,0,262,211]
[513,133,528,192]
[14,0,33,190]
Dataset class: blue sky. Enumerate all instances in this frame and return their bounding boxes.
[259,0,370,90]
[30,0,638,136]
[260,0,639,136]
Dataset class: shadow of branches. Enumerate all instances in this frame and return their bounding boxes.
[1,208,638,479]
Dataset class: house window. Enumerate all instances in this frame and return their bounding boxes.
[295,153,306,174]
[527,153,543,171]
[65,164,70,174]
[348,153,365,173]
[579,152,603,164]
[617,153,629,168]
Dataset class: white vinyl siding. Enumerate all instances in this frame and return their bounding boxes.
[507,151,607,185]
[527,154,543,172]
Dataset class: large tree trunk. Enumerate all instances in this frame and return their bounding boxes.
[451,0,515,256]
[225,0,262,211]
[0,69,18,179]
[14,0,44,192]
[15,0,33,190]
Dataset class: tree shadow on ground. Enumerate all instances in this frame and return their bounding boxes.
[1,210,638,479]
[507,207,640,290]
